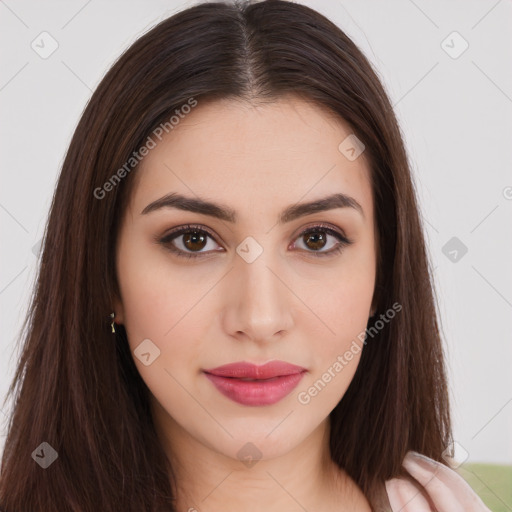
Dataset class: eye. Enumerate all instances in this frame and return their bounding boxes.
[158,224,222,259]
[291,223,353,257]
[157,222,353,260]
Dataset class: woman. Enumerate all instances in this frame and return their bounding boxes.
[0,1,491,510]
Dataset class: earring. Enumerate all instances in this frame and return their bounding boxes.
[110,312,116,333]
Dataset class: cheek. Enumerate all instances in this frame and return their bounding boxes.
[296,282,370,411]
[117,233,198,340]
[311,253,375,345]
[116,249,207,425]
[116,236,211,382]
[299,249,375,401]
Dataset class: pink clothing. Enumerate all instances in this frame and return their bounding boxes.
[384,451,492,511]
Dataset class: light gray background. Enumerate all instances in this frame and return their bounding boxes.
[1,0,511,465]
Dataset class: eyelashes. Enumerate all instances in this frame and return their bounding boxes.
[157,222,353,260]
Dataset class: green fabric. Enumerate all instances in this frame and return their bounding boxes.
[457,463,512,512]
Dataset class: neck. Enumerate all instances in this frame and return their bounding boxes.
[151,398,371,512]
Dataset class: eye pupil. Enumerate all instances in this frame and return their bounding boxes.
[304,231,327,250]
[183,231,207,251]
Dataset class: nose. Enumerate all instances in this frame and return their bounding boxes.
[221,248,295,345]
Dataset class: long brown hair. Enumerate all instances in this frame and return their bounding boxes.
[0,1,452,510]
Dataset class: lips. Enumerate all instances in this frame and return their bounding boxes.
[203,360,307,379]
[203,361,307,406]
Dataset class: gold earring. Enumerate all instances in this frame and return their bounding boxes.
[110,312,116,333]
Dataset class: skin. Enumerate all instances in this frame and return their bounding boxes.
[113,95,377,511]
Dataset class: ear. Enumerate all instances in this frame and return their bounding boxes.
[112,294,125,324]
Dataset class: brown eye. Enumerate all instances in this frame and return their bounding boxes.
[293,224,352,257]
[159,225,221,259]
[182,231,208,251]
[303,231,328,251]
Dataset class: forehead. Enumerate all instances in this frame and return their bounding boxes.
[128,95,373,222]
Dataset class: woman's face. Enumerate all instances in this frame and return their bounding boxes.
[114,95,377,462]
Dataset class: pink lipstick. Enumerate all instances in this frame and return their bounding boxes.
[203,361,307,406]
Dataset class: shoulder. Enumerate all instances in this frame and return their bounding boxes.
[383,451,492,511]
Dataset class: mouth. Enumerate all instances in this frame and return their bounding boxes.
[202,361,307,406]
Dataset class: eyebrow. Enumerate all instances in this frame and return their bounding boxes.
[141,191,364,223]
